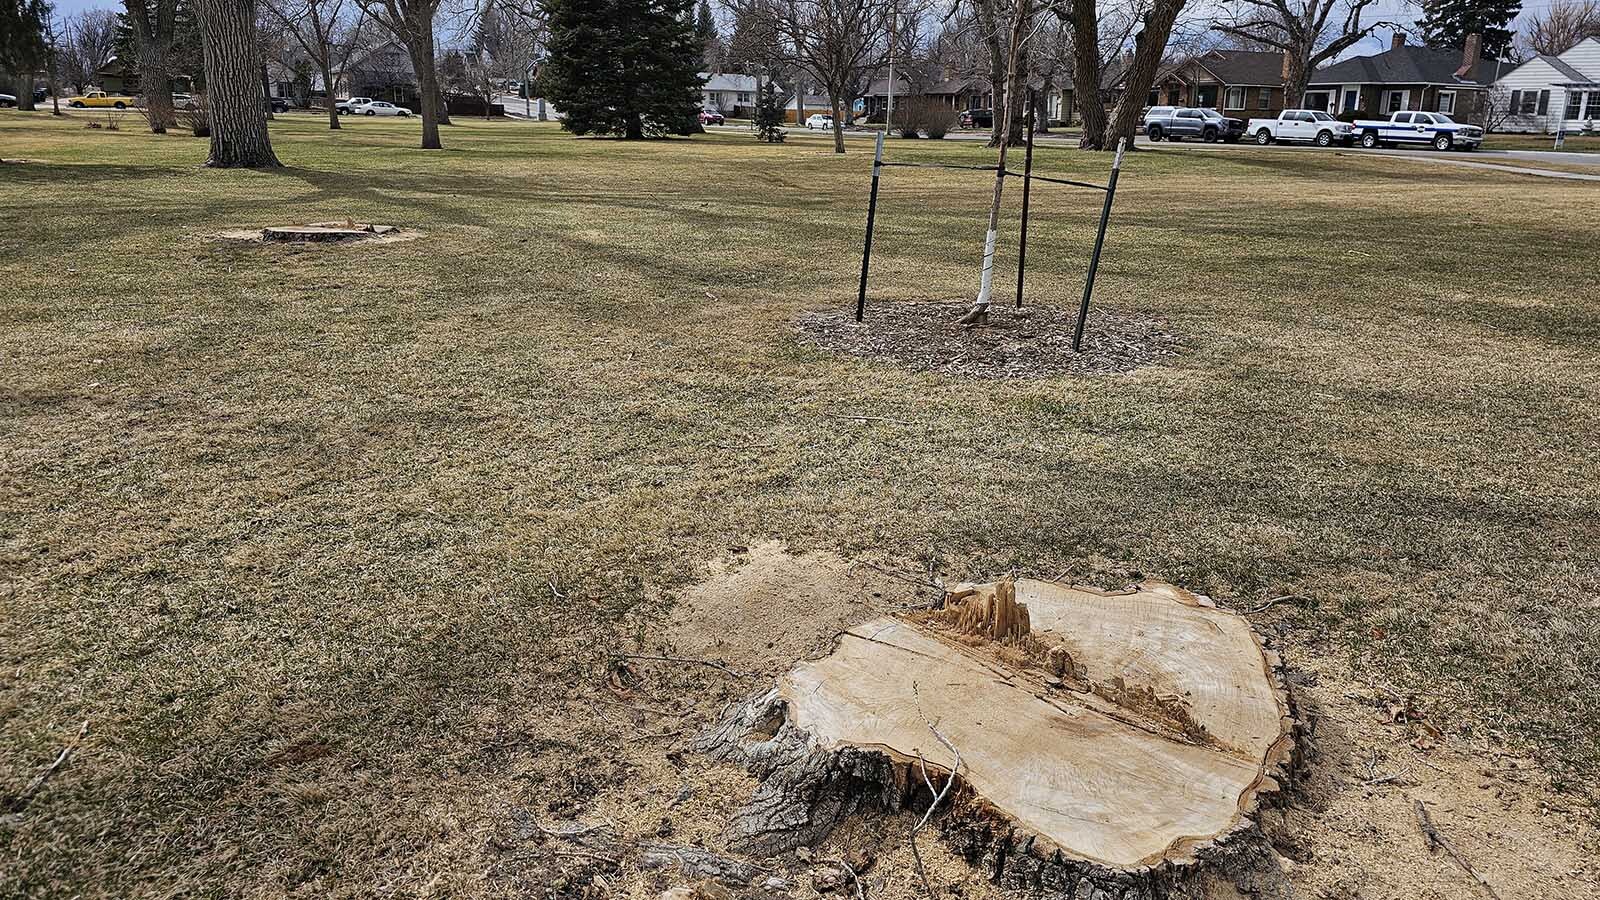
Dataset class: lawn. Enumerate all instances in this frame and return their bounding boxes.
[2,111,1599,896]
[1482,132,1600,153]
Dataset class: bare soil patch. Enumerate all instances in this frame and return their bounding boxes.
[211,224,423,246]
[794,301,1180,379]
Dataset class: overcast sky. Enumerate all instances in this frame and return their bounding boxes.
[47,0,1556,63]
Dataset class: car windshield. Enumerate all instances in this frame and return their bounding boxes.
[1309,111,1333,121]
[1198,110,1224,120]
[1431,113,1456,123]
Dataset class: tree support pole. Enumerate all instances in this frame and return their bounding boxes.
[1015,97,1036,308]
[855,129,885,323]
[1073,137,1125,352]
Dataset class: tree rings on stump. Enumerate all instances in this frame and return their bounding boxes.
[697,579,1299,898]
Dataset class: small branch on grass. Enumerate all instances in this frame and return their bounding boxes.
[823,413,918,426]
[535,818,615,838]
[1414,799,1504,900]
[1244,594,1312,615]
[631,728,684,742]
[909,685,962,897]
[617,653,757,679]
[825,857,865,900]
[4,720,88,813]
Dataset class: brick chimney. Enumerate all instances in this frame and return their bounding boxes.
[1456,32,1482,78]
[1391,30,1406,51]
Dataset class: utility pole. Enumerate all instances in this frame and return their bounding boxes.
[885,3,896,131]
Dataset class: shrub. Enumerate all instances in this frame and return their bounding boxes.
[177,93,210,138]
[923,104,955,139]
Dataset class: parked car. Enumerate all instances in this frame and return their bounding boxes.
[959,108,993,128]
[269,97,288,113]
[65,90,134,109]
[352,100,412,117]
[1144,106,1245,142]
[805,113,833,130]
[0,92,16,108]
[33,86,47,103]
[336,96,375,115]
[172,92,195,109]
[699,108,725,125]
[1350,111,1482,150]
[1246,109,1354,146]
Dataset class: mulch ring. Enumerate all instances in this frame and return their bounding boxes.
[794,301,1181,379]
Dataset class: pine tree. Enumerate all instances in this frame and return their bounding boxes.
[754,79,783,142]
[539,0,704,138]
[1,0,48,74]
[1418,0,1522,59]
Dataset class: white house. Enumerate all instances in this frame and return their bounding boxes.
[1491,36,1600,133]
[701,73,777,115]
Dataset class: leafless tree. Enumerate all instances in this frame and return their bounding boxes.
[124,0,181,132]
[358,0,447,148]
[61,9,118,93]
[195,0,283,166]
[771,0,894,152]
[263,0,370,129]
[1214,0,1388,106]
[1519,0,1600,57]
[1061,0,1188,149]
[961,0,1034,320]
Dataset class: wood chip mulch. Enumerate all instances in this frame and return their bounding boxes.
[794,301,1181,379]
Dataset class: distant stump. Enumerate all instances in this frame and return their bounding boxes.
[261,222,400,243]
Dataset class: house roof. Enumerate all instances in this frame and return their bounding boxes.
[1194,49,1284,86]
[701,73,760,92]
[1309,44,1494,87]
[1539,54,1598,85]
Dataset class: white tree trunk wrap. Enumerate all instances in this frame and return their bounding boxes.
[975,228,998,308]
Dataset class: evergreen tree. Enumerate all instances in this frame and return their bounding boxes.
[753,79,783,142]
[539,0,704,138]
[1418,0,1521,59]
[2,0,48,74]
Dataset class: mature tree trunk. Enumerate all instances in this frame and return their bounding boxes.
[626,111,643,139]
[978,0,1004,147]
[1067,0,1106,149]
[127,0,178,133]
[259,62,274,119]
[828,92,845,153]
[321,62,340,128]
[1103,0,1184,152]
[196,0,282,167]
[16,75,36,111]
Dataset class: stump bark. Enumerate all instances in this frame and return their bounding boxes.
[696,579,1301,899]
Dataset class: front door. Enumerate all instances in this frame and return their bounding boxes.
[1197,85,1218,109]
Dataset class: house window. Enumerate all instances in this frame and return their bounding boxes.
[1437,91,1454,114]
[1385,90,1409,112]
[1224,86,1245,109]
[1586,91,1600,120]
[1259,88,1272,110]
[1517,91,1539,115]
[1342,89,1358,112]
[737,92,751,103]
[1567,91,1582,119]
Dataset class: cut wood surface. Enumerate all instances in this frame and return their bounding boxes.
[773,579,1294,871]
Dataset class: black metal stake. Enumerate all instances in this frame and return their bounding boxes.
[1015,97,1036,309]
[1073,138,1126,352]
[855,130,886,323]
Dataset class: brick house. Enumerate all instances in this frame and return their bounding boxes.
[1306,33,1495,121]
[1151,50,1288,118]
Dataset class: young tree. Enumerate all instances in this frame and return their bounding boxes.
[1419,0,1520,59]
[1214,0,1385,107]
[195,0,281,166]
[538,0,703,138]
[754,77,784,139]
[359,0,447,148]
[772,0,892,153]
[1520,0,1600,56]
[961,0,1031,322]
[262,0,369,129]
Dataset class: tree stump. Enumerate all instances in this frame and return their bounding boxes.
[696,579,1300,899]
[260,222,398,242]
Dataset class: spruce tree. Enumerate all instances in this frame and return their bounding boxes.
[1418,0,1521,60]
[1,0,48,74]
[754,80,783,142]
[539,0,704,138]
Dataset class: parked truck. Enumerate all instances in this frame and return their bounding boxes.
[65,91,135,109]
[1350,111,1483,150]
[1245,109,1354,146]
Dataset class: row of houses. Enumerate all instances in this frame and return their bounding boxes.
[718,33,1600,136]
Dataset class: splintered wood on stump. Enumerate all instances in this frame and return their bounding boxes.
[697,579,1299,899]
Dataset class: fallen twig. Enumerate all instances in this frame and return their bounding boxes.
[5,721,88,813]
[1361,767,1414,787]
[1414,799,1503,900]
[1243,594,1311,615]
[826,857,865,900]
[617,653,756,679]
[632,728,684,741]
[715,442,778,451]
[535,818,614,838]
[859,560,943,591]
[823,413,917,426]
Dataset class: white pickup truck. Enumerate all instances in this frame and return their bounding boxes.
[1350,111,1483,150]
[1245,109,1355,146]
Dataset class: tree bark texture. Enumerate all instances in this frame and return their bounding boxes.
[321,62,341,128]
[126,0,178,133]
[1067,0,1105,149]
[1103,0,1184,153]
[196,0,282,167]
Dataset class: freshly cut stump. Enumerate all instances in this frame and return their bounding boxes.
[261,222,398,242]
[698,579,1299,899]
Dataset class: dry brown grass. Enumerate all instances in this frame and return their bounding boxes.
[2,111,1598,897]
